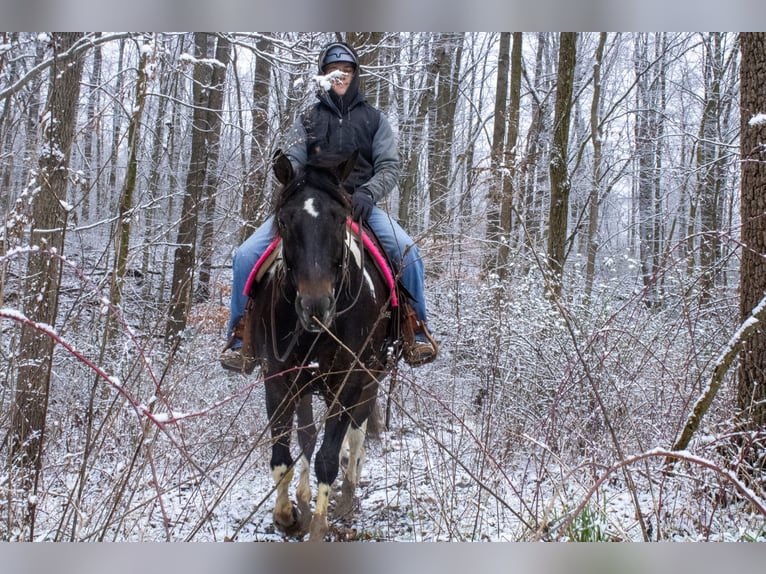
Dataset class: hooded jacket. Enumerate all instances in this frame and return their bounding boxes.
[283,64,400,203]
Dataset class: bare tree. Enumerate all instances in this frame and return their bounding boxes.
[634,33,666,307]
[520,33,554,260]
[108,36,151,343]
[81,32,103,221]
[166,32,214,345]
[428,32,464,236]
[546,32,577,298]
[197,34,231,301]
[697,33,738,304]
[240,34,273,242]
[484,32,510,272]
[584,33,608,302]
[105,38,126,219]
[9,32,84,538]
[498,32,523,277]
[398,34,438,233]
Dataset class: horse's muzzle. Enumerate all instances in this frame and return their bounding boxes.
[295,291,336,332]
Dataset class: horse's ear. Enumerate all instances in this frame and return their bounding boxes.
[337,149,359,183]
[273,149,294,185]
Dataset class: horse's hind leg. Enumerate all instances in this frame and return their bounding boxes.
[336,380,377,517]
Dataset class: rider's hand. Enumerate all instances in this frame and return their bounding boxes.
[351,188,374,222]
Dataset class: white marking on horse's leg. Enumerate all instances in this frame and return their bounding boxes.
[309,482,332,541]
[303,197,319,218]
[295,454,312,509]
[314,482,331,517]
[344,421,367,488]
[271,463,294,527]
[345,231,377,300]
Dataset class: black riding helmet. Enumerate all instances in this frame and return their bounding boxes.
[317,42,362,112]
[318,42,359,73]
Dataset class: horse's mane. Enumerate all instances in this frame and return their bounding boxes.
[274,154,352,216]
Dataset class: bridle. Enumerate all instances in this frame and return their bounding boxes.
[268,215,372,362]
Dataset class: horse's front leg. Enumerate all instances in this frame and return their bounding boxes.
[308,409,351,541]
[265,380,303,537]
[295,393,317,534]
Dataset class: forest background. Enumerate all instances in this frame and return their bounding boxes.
[0,31,765,542]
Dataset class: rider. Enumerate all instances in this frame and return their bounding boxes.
[220,40,438,372]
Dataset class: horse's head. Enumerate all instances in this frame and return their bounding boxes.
[272,149,358,332]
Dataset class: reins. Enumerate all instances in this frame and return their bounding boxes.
[334,221,369,319]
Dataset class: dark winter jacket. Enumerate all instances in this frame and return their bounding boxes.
[283,84,400,203]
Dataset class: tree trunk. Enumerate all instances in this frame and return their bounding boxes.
[634,33,664,307]
[399,35,439,232]
[737,32,766,430]
[81,32,102,222]
[9,31,84,539]
[109,36,150,343]
[428,32,463,236]
[520,33,553,263]
[141,34,176,300]
[584,33,608,302]
[697,32,726,305]
[197,34,231,300]
[497,32,523,278]
[546,32,577,298]
[166,32,213,345]
[484,33,510,272]
[240,35,273,243]
[105,38,125,219]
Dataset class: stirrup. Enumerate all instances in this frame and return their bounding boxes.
[219,331,257,375]
[403,324,438,366]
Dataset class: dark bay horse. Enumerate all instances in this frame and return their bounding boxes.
[246,150,396,541]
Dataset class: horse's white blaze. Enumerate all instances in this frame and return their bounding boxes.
[345,231,376,300]
[303,197,319,218]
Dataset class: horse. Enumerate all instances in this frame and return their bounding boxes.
[245,150,397,541]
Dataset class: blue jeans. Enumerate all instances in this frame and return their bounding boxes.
[228,206,429,340]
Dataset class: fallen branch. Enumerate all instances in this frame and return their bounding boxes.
[670,292,766,455]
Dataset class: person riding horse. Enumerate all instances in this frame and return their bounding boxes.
[221,41,438,372]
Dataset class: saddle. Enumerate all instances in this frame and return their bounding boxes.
[237,219,436,366]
